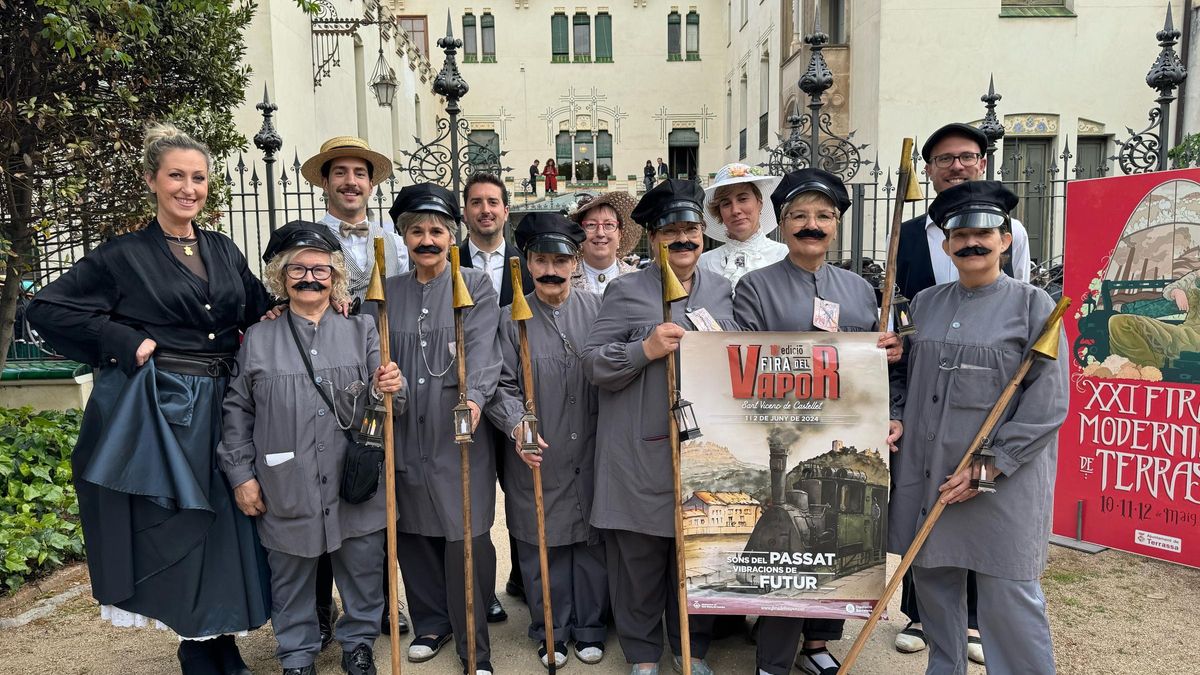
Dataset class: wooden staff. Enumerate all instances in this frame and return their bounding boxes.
[365,238,402,675]
[837,297,1070,674]
[508,257,557,674]
[449,246,478,674]
[878,137,924,328]
[658,241,693,675]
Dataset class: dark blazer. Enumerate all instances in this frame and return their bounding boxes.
[896,213,1015,301]
[458,239,534,308]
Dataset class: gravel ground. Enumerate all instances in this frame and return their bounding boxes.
[2,500,1196,674]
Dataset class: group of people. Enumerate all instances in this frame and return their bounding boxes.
[528,159,559,196]
[25,120,1067,675]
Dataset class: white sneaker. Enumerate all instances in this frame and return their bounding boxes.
[967,636,985,665]
[894,622,927,653]
[540,641,568,669]
[574,641,604,665]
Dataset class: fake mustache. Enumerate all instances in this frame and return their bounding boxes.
[535,274,568,285]
[292,280,327,291]
[667,241,700,252]
[793,228,828,240]
[954,245,992,258]
[413,244,443,255]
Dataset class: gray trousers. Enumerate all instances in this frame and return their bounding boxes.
[514,538,609,644]
[395,531,496,665]
[755,616,845,675]
[266,530,386,669]
[912,566,1055,675]
[604,529,715,664]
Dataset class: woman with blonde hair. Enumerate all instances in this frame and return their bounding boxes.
[26,122,276,673]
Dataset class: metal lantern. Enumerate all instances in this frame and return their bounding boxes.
[357,396,387,447]
[672,396,703,442]
[969,440,998,493]
[453,399,474,444]
[892,290,917,337]
[518,409,541,455]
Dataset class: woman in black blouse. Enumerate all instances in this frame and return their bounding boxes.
[26,123,274,675]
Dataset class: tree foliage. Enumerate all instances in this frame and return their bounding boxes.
[0,0,310,372]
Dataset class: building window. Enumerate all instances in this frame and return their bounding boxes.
[573,12,591,62]
[739,73,748,160]
[759,57,770,148]
[685,11,700,60]
[1076,136,1110,178]
[556,131,573,180]
[667,11,681,61]
[817,0,847,44]
[725,84,732,149]
[595,11,613,63]
[1000,0,1076,18]
[397,16,428,59]
[462,13,477,63]
[551,12,569,63]
[597,130,614,180]
[481,12,496,62]
[467,130,501,174]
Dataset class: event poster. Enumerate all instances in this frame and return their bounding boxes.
[679,332,889,619]
[1057,168,1200,568]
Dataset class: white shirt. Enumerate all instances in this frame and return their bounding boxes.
[581,260,621,294]
[923,215,1031,284]
[468,239,506,294]
[698,230,790,288]
[319,213,407,271]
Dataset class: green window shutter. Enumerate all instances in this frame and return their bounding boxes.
[667,12,681,60]
[481,12,496,62]
[595,12,612,62]
[685,11,700,60]
[551,13,569,62]
[462,14,477,63]
[573,12,591,62]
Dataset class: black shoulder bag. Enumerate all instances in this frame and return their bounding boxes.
[286,312,383,505]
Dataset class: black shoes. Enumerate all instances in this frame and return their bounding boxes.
[486,594,508,623]
[505,569,526,605]
[282,666,316,675]
[341,644,377,675]
[380,608,410,635]
[212,635,252,675]
[178,637,250,675]
[318,602,341,650]
[461,658,494,674]
[408,633,453,663]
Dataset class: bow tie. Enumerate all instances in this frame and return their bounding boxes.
[339,220,370,237]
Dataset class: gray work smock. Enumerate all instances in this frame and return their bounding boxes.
[734,258,880,332]
[218,308,393,558]
[487,290,603,547]
[889,274,1068,581]
[384,265,503,541]
[582,264,738,538]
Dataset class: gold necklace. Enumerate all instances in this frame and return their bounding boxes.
[164,234,198,256]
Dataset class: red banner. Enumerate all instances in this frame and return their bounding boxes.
[1056,168,1200,568]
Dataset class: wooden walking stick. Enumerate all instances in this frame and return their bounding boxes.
[508,257,557,674]
[837,297,1070,674]
[449,247,479,674]
[365,238,403,675]
[878,138,924,331]
[658,241,693,675]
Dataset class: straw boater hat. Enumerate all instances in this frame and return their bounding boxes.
[701,162,783,243]
[300,136,394,187]
[567,191,643,258]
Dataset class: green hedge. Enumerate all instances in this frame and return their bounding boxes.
[0,407,84,592]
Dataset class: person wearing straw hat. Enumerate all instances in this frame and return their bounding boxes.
[890,180,1068,675]
[734,168,902,675]
[487,212,610,669]
[301,136,409,305]
[567,191,642,295]
[583,179,739,675]
[698,163,787,287]
[383,183,503,675]
[301,135,411,643]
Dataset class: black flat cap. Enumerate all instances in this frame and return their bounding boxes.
[630,179,706,232]
[262,220,342,262]
[388,183,460,227]
[771,168,851,219]
[515,212,586,256]
[928,180,1018,231]
[921,123,988,162]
